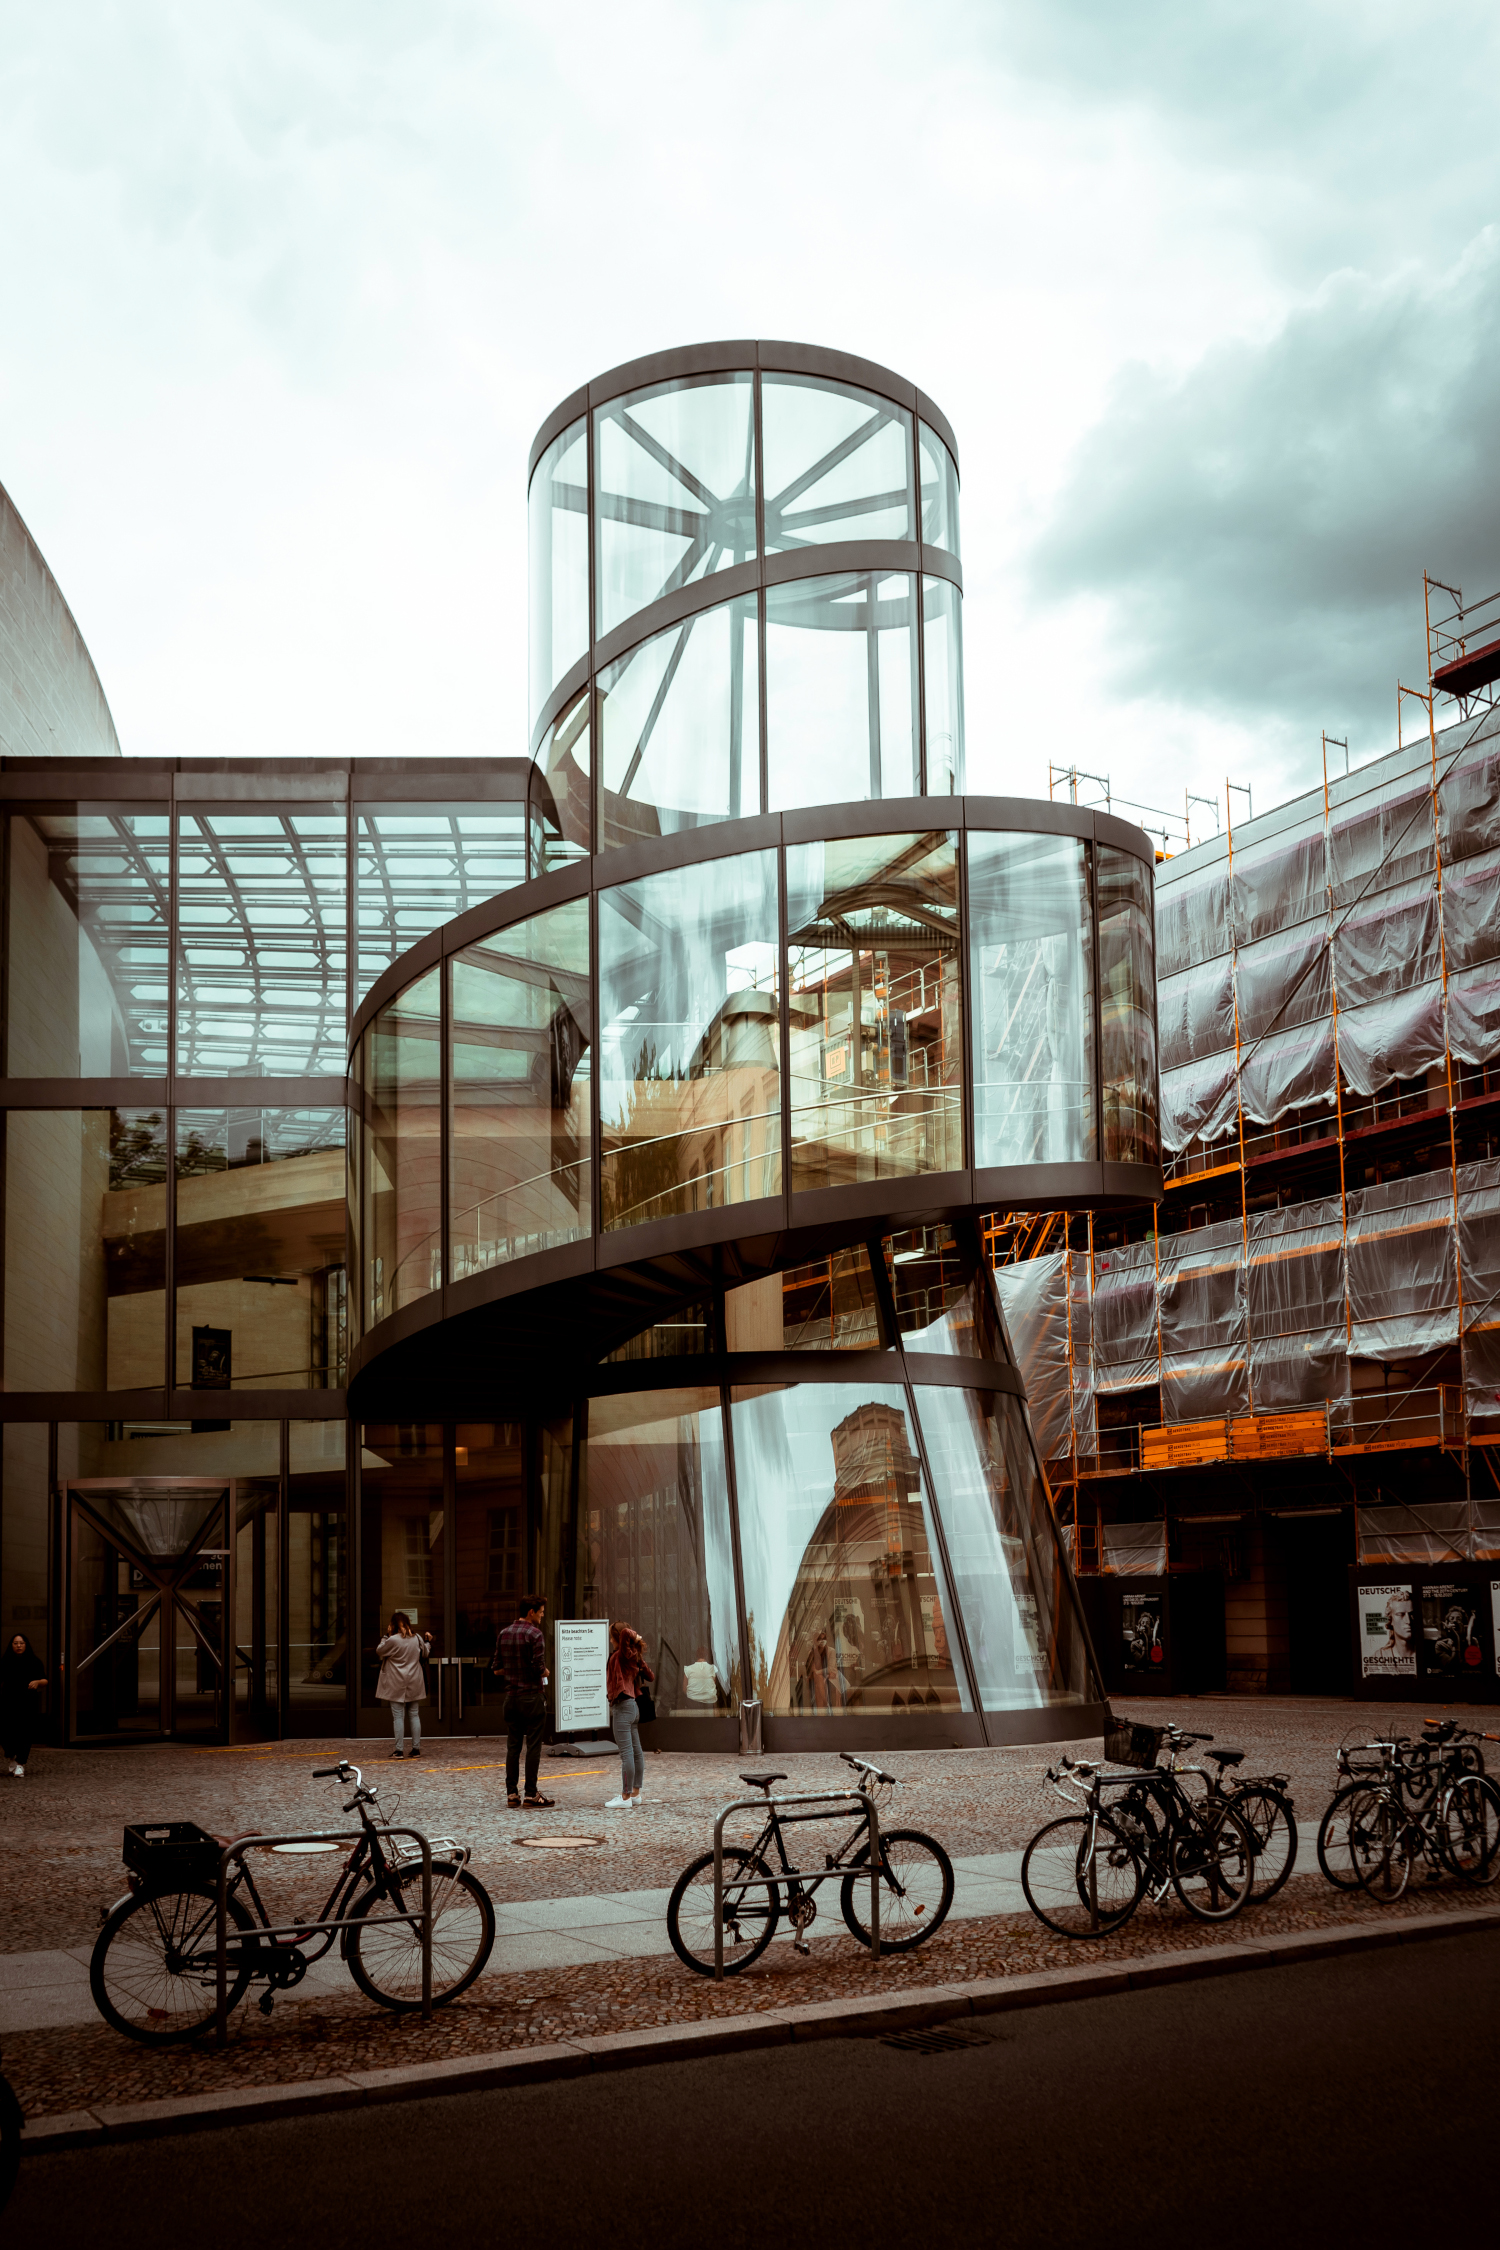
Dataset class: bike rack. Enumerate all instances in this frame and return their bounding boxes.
[711,1790,883,1981]
[213,1826,435,2044]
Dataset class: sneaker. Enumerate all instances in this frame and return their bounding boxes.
[605,1794,631,1809]
[13,1766,23,1779]
[389,1750,405,1759]
[507,1793,522,1808]
[408,1748,422,1757]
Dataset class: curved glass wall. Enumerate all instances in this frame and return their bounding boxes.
[761,374,913,551]
[919,422,961,558]
[528,418,589,732]
[594,374,756,646]
[922,577,964,796]
[1098,846,1160,1167]
[970,830,1097,1168]
[598,593,759,849]
[765,572,919,809]
[358,965,441,1332]
[531,692,592,870]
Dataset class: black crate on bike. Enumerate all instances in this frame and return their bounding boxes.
[1103,1717,1164,1769]
[122,1821,223,1890]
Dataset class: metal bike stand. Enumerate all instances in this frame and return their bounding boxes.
[711,1790,882,1981]
[214,1827,434,2045]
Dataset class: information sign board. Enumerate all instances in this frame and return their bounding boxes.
[555,1618,609,1731]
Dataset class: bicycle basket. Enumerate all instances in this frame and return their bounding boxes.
[122,1821,223,1890]
[1103,1718,1164,1769]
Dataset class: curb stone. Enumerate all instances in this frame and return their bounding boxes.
[19,1900,1500,2153]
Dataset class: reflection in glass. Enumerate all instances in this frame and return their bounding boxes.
[765,573,918,810]
[918,422,961,558]
[599,595,760,850]
[450,899,592,1277]
[888,1228,1002,1355]
[3,1109,167,1388]
[451,1422,527,1729]
[359,1424,445,1706]
[4,809,170,1076]
[594,375,756,643]
[777,1249,882,1350]
[577,1389,739,1715]
[970,831,1096,1167]
[173,1109,347,1389]
[762,375,913,551]
[176,808,347,1076]
[532,692,592,872]
[359,967,441,1328]
[288,1420,348,1728]
[529,417,589,730]
[731,1382,969,1717]
[598,851,780,1233]
[1097,847,1160,1166]
[917,1385,1094,1707]
[235,1476,280,1728]
[922,579,964,794]
[786,831,961,1190]
[356,806,529,1003]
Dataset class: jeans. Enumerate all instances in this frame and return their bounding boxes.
[611,1695,643,1795]
[390,1699,422,1753]
[505,1688,546,1798]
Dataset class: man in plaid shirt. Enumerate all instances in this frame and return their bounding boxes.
[495,1595,553,1808]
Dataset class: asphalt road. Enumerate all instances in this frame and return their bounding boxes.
[11,1931,1500,2249]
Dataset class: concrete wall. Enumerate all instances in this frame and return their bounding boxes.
[1,480,121,762]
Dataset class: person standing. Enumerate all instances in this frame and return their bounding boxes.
[1,1634,45,1778]
[374,1611,431,1758]
[605,1620,653,1809]
[495,1594,554,1810]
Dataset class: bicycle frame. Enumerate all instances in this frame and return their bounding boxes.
[711,1788,883,1978]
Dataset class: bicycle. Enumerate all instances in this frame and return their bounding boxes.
[1021,1752,1255,1937]
[666,1753,954,1975]
[90,1760,496,2044]
[1141,1722,1298,1906]
[1318,1723,1500,1902]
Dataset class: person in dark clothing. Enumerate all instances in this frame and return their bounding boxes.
[494,1595,553,1809]
[2,1634,45,1778]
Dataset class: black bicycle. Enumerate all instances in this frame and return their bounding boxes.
[1022,1753,1255,1937]
[666,1753,954,1975]
[1141,1723,1297,1906]
[90,1761,495,2043]
[1315,1722,1499,1901]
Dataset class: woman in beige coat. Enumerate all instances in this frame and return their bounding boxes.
[375,1611,432,1758]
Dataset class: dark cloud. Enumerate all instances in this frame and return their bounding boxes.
[1029,234,1500,745]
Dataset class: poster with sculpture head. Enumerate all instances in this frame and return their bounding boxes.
[1361,1584,1417,1678]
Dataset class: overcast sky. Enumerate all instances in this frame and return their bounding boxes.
[3,1,1497,837]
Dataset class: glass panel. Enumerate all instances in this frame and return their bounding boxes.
[234,1479,280,1729]
[921,578,964,794]
[176,807,347,1076]
[599,594,760,850]
[775,1249,882,1350]
[786,830,961,1190]
[604,1300,714,1361]
[288,1420,347,1728]
[969,831,1096,1167]
[529,416,589,730]
[171,1496,228,1738]
[355,805,528,1004]
[762,374,914,551]
[765,573,918,809]
[599,849,781,1232]
[594,374,755,643]
[359,1424,446,1707]
[4,809,170,1075]
[532,691,592,872]
[578,1388,739,1716]
[1097,847,1160,1166]
[452,1422,527,1731]
[70,1510,162,1736]
[360,966,442,1328]
[918,422,960,558]
[1,1425,49,1668]
[63,1421,278,1479]
[731,1380,969,1717]
[917,1385,1094,1706]
[887,1227,1001,1353]
[173,1109,346,1389]
[450,898,592,1277]
[3,1109,167,1388]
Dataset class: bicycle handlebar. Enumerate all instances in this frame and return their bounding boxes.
[840,1752,897,1787]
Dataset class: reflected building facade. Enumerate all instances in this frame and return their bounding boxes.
[0,350,1162,1751]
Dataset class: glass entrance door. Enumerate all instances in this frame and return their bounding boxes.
[66,1480,232,1741]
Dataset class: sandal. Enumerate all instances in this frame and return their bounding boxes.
[523,1794,555,1809]
[507,1793,522,1808]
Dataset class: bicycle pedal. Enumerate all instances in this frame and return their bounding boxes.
[258,1991,275,2016]
[794,1935,810,1956]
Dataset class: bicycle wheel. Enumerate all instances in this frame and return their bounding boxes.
[1439,1774,1500,1885]
[1353,1797,1411,1902]
[667,1848,780,1976]
[840,1829,954,1952]
[1231,1785,1297,1905]
[1169,1801,1254,1921]
[0,2070,22,2216]
[90,1886,256,2044]
[1317,1782,1384,1890]
[1020,1814,1143,1938]
[346,1862,496,2011]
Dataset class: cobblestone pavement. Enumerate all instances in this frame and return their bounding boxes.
[2,1693,1489,2121]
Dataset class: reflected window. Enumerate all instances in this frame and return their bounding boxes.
[598,850,781,1233]
[1097,848,1160,1167]
[451,1422,527,1728]
[922,579,964,794]
[918,422,960,559]
[786,831,961,1191]
[765,573,918,809]
[970,831,1096,1167]
[288,1418,348,1726]
[731,1381,969,1717]
[356,806,529,1003]
[450,898,592,1278]
[4,809,170,1076]
[599,595,760,851]
[532,692,592,872]
[359,967,441,1329]
[777,1249,883,1351]
[3,1108,167,1388]
[886,1227,1002,1354]
[173,1109,346,1390]
[176,807,347,1077]
[917,1385,1094,1707]
[762,375,914,551]
[594,375,756,644]
[359,1424,445,1703]
[578,1389,739,1715]
[529,417,589,730]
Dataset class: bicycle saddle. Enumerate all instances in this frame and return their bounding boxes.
[1205,1748,1245,1768]
[740,1771,787,1793]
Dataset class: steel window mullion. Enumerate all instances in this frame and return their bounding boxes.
[777,834,791,1220]
[720,1379,755,1726]
[754,369,769,818]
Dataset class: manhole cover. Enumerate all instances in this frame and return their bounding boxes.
[270,1841,340,1855]
[515,1834,606,1850]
